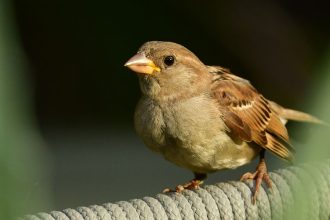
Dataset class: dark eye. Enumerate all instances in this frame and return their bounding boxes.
[163,55,175,66]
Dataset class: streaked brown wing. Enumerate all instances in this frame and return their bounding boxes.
[209,66,294,161]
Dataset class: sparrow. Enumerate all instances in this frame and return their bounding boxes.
[124,41,321,202]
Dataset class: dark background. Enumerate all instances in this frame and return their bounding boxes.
[10,0,330,212]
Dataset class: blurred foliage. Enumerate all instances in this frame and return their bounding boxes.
[0,0,51,218]
[284,49,330,219]
[299,48,330,160]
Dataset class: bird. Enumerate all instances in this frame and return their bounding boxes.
[124,41,322,202]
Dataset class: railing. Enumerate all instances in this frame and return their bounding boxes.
[22,160,330,220]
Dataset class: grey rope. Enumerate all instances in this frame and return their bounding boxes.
[22,160,330,220]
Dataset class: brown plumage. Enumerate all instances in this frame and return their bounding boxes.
[209,67,294,161]
[124,41,321,202]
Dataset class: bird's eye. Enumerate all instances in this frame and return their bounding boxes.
[163,55,175,66]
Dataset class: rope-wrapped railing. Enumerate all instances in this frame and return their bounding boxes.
[22,160,330,220]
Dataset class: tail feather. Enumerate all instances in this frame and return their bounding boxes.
[269,101,324,124]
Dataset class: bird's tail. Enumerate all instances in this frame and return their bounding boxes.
[269,101,324,125]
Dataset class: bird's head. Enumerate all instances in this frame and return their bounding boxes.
[124,41,211,101]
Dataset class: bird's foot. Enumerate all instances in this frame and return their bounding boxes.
[240,158,272,204]
[163,179,204,193]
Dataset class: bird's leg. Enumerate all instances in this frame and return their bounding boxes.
[176,173,207,192]
[240,150,272,203]
[163,173,207,193]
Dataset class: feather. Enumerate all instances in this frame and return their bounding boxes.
[269,101,325,125]
[209,66,294,160]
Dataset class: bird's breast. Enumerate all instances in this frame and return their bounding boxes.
[134,96,167,153]
[134,95,259,173]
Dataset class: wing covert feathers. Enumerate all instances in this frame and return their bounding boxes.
[209,66,294,161]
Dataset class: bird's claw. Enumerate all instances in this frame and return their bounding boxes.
[240,159,272,204]
[163,179,203,193]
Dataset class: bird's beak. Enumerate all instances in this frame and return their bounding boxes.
[124,53,160,75]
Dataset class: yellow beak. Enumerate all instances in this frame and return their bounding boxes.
[124,53,160,75]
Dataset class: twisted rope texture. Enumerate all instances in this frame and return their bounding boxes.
[22,160,330,220]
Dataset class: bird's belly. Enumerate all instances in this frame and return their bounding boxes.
[135,96,260,173]
[161,133,260,173]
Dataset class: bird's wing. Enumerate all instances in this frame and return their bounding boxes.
[208,66,294,161]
